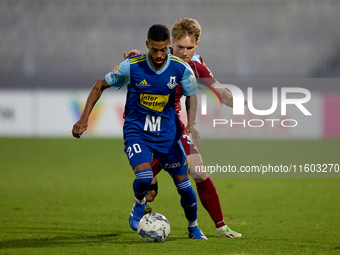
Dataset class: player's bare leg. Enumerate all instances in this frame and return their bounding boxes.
[145,177,157,202]
[188,154,242,238]
[144,176,157,214]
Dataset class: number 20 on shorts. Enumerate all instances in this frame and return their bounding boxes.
[126,143,142,159]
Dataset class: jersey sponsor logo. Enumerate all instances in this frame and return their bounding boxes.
[167,76,177,89]
[165,162,182,169]
[136,79,151,87]
[140,93,170,112]
[144,115,161,132]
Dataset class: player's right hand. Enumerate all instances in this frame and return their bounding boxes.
[123,49,141,60]
[187,124,201,146]
[72,120,88,139]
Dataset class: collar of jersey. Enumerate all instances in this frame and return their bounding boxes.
[145,53,170,75]
[191,53,201,64]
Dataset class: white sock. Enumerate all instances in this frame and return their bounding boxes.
[135,197,146,204]
[188,220,198,228]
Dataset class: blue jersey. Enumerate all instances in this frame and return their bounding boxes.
[105,53,197,147]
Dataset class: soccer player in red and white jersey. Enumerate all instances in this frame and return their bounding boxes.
[125,18,245,238]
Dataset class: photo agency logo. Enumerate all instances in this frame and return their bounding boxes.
[198,84,222,113]
[198,83,312,128]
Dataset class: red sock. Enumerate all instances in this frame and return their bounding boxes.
[196,178,226,228]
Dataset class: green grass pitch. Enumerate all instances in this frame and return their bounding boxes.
[0,138,339,254]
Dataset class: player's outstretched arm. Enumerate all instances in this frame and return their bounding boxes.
[72,78,110,138]
[211,82,248,107]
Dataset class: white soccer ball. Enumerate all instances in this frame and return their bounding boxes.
[137,213,170,242]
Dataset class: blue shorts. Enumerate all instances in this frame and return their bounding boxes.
[124,139,188,177]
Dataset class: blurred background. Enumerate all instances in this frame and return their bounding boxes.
[0,0,340,137]
[1,0,340,88]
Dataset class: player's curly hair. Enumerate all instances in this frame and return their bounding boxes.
[171,18,201,43]
[147,24,170,42]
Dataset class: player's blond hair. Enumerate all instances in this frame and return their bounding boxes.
[171,18,201,43]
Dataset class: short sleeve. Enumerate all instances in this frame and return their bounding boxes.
[105,59,131,90]
[179,62,198,96]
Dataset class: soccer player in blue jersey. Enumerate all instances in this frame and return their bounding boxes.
[125,18,245,238]
[72,24,207,240]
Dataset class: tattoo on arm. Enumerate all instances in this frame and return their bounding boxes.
[101,78,107,85]
[92,78,106,92]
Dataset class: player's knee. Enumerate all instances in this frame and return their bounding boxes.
[192,177,207,183]
[188,166,210,182]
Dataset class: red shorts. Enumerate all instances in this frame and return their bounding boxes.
[151,115,199,176]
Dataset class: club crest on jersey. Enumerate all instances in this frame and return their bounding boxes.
[167,76,177,89]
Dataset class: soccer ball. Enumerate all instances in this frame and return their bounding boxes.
[137,213,170,242]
